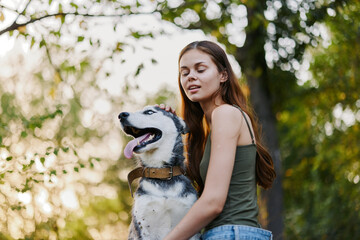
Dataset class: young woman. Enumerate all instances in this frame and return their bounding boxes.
[162,40,276,240]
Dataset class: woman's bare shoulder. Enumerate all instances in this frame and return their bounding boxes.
[211,104,243,135]
[212,104,242,121]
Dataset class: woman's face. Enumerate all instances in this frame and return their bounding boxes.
[179,49,226,103]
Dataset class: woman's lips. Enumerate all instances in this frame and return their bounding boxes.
[188,85,200,93]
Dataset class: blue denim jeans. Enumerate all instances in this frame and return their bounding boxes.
[201,225,273,240]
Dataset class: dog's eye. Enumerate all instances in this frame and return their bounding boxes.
[143,110,155,115]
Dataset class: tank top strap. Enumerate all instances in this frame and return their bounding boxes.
[232,104,255,145]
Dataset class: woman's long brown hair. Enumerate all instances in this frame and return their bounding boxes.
[178,41,276,194]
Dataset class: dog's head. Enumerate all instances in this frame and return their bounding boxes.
[118,106,188,167]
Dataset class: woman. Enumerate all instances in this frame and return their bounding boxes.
[162,40,276,240]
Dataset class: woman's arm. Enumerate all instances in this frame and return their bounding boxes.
[164,105,242,240]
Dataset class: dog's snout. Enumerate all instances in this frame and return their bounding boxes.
[118,112,129,120]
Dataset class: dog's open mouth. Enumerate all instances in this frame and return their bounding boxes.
[123,126,162,159]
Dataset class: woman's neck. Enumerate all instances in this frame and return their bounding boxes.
[200,95,225,127]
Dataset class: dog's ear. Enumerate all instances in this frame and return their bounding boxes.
[178,118,189,134]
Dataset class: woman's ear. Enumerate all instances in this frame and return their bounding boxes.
[220,70,228,83]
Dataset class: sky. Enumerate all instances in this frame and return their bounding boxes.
[0,0,243,102]
[0,19,204,95]
[0,10,205,97]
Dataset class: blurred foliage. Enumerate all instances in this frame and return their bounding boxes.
[0,20,142,239]
[0,1,171,238]
[0,45,128,238]
[158,0,349,68]
[279,1,360,239]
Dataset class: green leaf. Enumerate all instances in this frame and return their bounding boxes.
[80,61,89,71]
[77,36,85,42]
[193,3,202,13]
[6,156,12,161]
[55,109,63,116]
[70,3,78,9]
[11,205,23,211]
[131,31,141,39]
[21,131,28,138]
[115,42,124,52]
[63,170,67,174]
[30,37,36,48]
[39,39,45,48]
[40,157,45,165]
[130,31,153,39]
[74,167,79,172]
[134,63,144,77]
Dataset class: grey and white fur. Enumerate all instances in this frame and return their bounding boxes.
[118,106,199,240]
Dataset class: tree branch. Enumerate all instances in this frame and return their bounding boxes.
[0,3,22,15]
[14,0,33,22]
[0,11,157,36]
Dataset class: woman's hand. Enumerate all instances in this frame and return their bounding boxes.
[155,104,177,115]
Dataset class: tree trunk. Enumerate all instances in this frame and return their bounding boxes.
[247,69,284,240]
[235,5,284,238]
[236,50,284,240]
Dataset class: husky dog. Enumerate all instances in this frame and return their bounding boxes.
[118,106,199,240]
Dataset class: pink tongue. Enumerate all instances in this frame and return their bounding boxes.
[124,133,151,159]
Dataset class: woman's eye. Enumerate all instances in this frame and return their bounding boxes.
[198,69,205,73]
[144,110,155,115]
[181,71,189,76]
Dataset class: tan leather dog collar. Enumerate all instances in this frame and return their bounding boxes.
[127,166,185,197]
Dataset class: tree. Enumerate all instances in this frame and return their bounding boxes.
[0,1,181,237]
[0,37,136,238]
[0,1,153,237]
[279,1,360,238]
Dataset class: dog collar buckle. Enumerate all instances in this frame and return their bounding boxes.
[167,166,173,180]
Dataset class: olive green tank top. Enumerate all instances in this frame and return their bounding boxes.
[199,105,260,231]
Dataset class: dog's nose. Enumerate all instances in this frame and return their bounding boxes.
[118,112,129,120]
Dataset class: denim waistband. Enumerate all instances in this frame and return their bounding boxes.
[201,224,272,240]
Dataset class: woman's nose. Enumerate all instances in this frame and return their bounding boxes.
[187,71,197,81]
